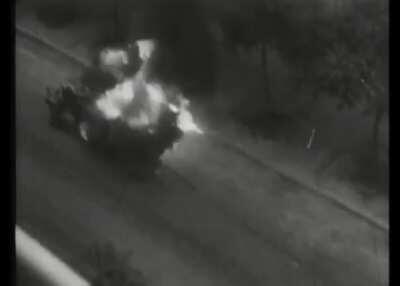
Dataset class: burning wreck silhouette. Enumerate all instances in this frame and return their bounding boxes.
[45,39,202,177]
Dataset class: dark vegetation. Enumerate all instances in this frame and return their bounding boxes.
[218,0,388,144]
[214,0,388,191]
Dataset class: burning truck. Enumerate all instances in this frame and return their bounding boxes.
[44,39,202,174]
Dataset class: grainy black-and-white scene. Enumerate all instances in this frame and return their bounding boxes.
[15,0,388,285]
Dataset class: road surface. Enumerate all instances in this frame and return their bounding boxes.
[16,33,387,286]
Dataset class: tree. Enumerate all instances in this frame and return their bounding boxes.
[312,0,388,155]
[215,0,388,185]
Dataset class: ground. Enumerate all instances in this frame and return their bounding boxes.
[15,4,388,286]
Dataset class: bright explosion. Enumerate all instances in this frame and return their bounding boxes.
[95,39,203,135]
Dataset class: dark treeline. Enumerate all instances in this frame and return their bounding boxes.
[216,0,388,155]
[215,0,388,190]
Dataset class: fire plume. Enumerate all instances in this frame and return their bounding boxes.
[94,40,203,134]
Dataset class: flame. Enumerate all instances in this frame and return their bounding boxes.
[99,48,129,67]
[94,39,203,135]
[136,39,156,61]
[95,79,135,120]
[175,96,204,134]
[178,111,204,134]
